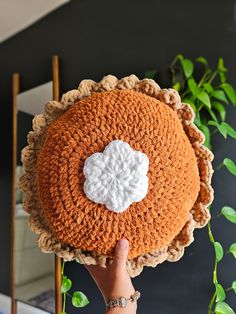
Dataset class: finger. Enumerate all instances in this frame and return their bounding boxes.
[84,265,101,282]
[84,264,106,275]
[84,264,95,272]
[112,238,129,272]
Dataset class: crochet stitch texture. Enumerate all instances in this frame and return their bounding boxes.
[19,75,214,277]
[83,140,149,213]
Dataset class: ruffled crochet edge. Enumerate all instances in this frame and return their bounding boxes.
[19,74,214,277]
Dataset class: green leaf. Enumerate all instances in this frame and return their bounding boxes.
[212,90,229,104]
[72,291,89,308]
[208,121,227,138]
[196,56,209,67]
[212,102,226,121]
[214,242,224,262]
[221,206,236,223]
[232,281,236,293]
[188,78,200,96]
[220,83,236,105]
[180,58,194,78]
[144,70,157,79]
[172,82,181,91]
[199,124,211,148]
[216,283,226,302]
[207,108,218,122]
[217,58,228,83]
[194,111,201,127]
[182,98,196,111]
[177,53,184,60]
[229,243,236,258]
[60,312,67,314]
[201,114,208,125]
[203,82,214,94]
[219,71,227,83]
[215,301,235,314]
[223,158,236,176]
[197,91,211,108]
[217,58,227,73]
[221,122,236,139]
[61,276,72,293]
[208,121,236,139]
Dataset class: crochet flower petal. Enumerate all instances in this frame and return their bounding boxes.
[83,140,149,213]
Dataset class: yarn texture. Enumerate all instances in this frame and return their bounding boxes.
[83,140,149,213]
[19,74,214,277]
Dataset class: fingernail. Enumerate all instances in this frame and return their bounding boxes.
[118,238,128,249]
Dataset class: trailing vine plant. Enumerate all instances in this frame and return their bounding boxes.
[145,55,236,314]
[60,260,89,314]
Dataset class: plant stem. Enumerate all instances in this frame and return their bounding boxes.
[207,221,215,243]
[63,292,66,313]
[180,90,189,98]
[197,104,204,112]
[170,55,180,68]
[170,55,184,86]
[213,259,218,285]
[207,221,219,313]
[208,70,218,84]
[198,71,209,87]
[208,291,216,314]
[62,259,65,275]
[169,56,179,86]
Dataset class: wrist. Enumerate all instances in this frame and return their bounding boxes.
[105,289,136,303]
[105,291,140,314]
[106,302,137,314]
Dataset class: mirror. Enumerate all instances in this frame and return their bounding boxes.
[14,81,55,313]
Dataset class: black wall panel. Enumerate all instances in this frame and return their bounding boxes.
[0,0,235,313]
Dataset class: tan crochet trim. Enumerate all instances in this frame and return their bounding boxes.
[19,75,214,277]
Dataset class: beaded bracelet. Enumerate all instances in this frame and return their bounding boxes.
[106,291,141,309]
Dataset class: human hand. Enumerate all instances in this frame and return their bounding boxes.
[85,239,137,313]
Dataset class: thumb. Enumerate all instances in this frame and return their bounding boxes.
[112,239,129,272]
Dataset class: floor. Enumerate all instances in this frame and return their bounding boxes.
[15,275,54,313]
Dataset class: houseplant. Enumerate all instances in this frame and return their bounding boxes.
[145,54,236,314]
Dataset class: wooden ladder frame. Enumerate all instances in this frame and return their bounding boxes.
[11,55,62,314]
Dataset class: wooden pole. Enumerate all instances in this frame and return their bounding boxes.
[52,55,62,314]
[11,73,20,314]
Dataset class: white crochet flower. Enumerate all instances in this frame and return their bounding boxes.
[83,140,149,213]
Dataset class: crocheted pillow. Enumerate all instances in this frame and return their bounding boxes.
[19,75,214,277]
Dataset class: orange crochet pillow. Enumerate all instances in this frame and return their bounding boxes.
[20,75,214,277]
